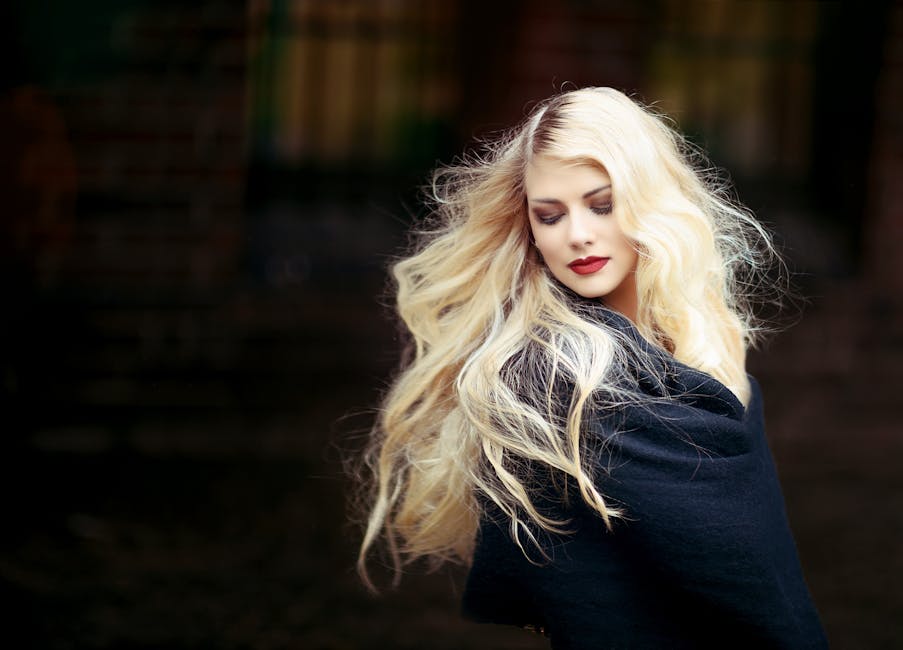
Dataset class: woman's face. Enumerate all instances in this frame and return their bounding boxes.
[525,154,639,319]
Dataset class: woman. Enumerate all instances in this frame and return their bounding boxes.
[356,87,827,648]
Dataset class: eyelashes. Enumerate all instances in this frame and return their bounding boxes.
[590,203,613,215]
[534,204,613,225]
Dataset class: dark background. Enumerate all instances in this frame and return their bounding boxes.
[2,1,901,648]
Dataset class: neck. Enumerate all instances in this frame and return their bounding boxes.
[601,274,638,322]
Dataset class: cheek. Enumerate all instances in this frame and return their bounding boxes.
[611,224,638,262]
[531,232,558,264]
[625,246,639,271]
[528,223,545,250]
[615,238,638,270]
[615,231,635,254]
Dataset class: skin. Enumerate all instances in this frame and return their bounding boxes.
[525,154,639,321]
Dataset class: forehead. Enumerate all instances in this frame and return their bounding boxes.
[524,155,611,198]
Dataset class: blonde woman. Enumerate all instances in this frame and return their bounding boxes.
[357,87,827,648]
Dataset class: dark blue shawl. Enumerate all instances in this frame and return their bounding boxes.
[462,306,827,649]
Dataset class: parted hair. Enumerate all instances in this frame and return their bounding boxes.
[356,87,781,588]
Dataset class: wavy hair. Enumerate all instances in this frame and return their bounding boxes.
[356,87,782,588]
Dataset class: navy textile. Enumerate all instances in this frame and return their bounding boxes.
[462,307,828,649]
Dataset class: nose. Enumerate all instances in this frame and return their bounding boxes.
[567,210,595,248]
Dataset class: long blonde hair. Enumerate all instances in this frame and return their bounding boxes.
[357,87,780,587]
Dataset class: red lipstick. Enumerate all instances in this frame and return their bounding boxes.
[568,256,609,275]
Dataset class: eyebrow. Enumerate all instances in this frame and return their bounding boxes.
[529,184,612,204]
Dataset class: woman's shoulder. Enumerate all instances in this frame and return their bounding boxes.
[575,304,762,461]
[579,298,752,419]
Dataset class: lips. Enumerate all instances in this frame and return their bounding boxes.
[568,256,609,275]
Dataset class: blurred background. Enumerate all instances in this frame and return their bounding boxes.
[2,0,901,647]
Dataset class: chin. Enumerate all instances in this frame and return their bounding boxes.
[566,282,614,300]
[573,289,607,299]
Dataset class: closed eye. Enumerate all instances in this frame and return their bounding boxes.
[591,204,613,215]
[535,213,564,225]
